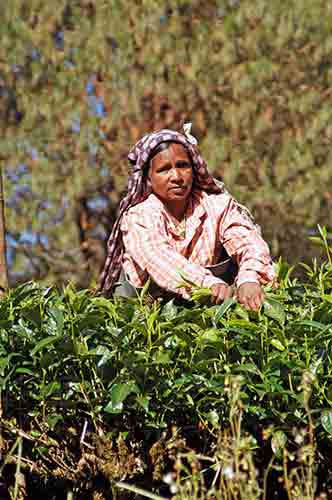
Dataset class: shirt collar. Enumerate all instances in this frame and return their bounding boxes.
[147,190,207,239]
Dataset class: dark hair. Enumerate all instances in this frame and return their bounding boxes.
[143,141,193,179]
[148,141,173,162]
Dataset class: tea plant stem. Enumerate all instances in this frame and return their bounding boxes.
[263,455,275,500]
[211,464,221,487]
[5,455,37,470]
[318,225,332,266]
[190,454,214,463]
[114,481,167,500]
[283,448,292,500]
[80,419,88,444]
[0,437,20,477]
[2,421,49,445]
[13,437,23,500]
[288,373,294,393]
[304,386,315,500]
[78,372,99,431]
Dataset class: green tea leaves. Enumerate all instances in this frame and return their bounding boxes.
[105,382,139,414]
[271,430,287,457]
[321,410,332,436]
[270,338,285,351]
[1,272,332,468]
[30,336,61,356]
[263,298,286,326]
[214,298,236,323]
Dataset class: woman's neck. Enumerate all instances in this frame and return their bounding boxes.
[164,199,189,222]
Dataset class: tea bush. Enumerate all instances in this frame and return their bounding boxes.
[1,229,332,498]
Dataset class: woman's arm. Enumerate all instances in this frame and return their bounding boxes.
[219,197,276,288]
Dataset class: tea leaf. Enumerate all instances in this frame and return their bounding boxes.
[270,338,285,351]
[321,410,332,435]
[206,409,219,427]
[214,298,236,323]
[271,430,287,457]
[105,382,139,414]
[30,336,61,356]
[263,298,285,326]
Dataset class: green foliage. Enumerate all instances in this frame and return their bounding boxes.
[0,235,331,428]
[0,231,332,495]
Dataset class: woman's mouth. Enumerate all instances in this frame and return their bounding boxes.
[169,186,186,192]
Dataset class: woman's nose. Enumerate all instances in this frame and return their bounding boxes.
[170,167,182,181]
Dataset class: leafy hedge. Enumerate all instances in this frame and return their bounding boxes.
[1,230,332,497]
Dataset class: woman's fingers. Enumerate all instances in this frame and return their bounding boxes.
[211,283,232,305]
[237,283,265,311]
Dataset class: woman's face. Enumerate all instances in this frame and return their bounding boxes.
[148,143,193,205]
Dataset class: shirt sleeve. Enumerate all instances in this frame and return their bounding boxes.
[219,197,277,287]
[121,210,225,299]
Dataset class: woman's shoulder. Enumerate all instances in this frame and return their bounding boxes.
[122,194,164,228]
[194,187,233,210]
[127,194,163,216]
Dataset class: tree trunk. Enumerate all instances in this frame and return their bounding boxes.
[0,166,8,293]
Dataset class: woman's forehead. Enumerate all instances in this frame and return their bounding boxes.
[152,143,190,163]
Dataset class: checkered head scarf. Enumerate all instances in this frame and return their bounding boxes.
[99,126,227,295]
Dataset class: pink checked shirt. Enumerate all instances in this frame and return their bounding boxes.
[121,189,276,298]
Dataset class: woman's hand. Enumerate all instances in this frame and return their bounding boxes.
[210,283,234,305]
[236,282,265,311]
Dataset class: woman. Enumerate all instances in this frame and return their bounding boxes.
[99,126,276,310]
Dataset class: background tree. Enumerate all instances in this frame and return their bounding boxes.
[1,0,331,288]
[0,167,8,292]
